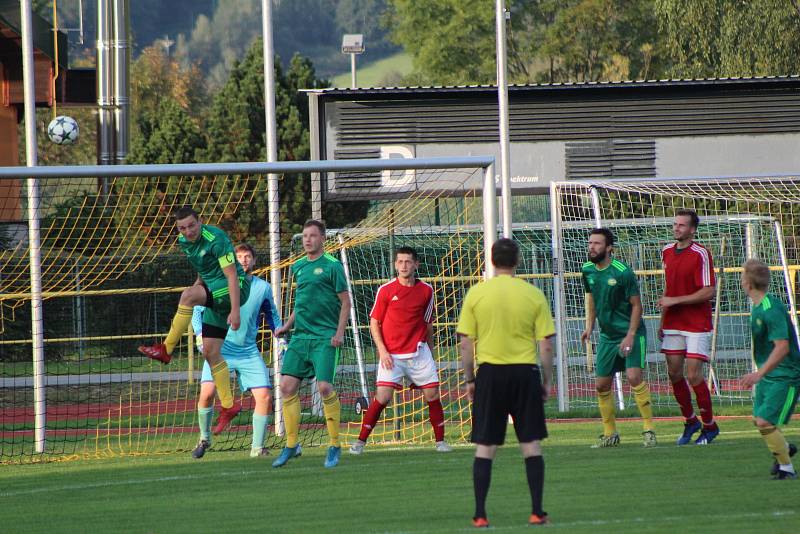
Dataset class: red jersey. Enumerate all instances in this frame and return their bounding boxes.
[370,278,434,356]
[661,242,715,332]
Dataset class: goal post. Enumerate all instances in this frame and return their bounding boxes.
[550,176,800,412]
[0,156,496,461]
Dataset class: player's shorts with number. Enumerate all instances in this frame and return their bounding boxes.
[200,346,271,391]
[595,334,647,377]
[754,380,799,426]
[376,343,440,390]
[661,329,712,361]
[281,337,339,383]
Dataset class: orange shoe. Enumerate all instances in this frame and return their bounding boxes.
[138,343,171,364]
[528,512,549,526]
[472,517,489,528]
[212,403,242,435]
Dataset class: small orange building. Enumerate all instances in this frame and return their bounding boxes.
[0,1,95,222]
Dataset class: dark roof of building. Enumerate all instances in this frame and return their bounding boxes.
[306,75,800,98]
[0,0,68,68]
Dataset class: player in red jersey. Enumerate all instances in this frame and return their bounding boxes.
[659,209,720,445]
[349,246,451,454]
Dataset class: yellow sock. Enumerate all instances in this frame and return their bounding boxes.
[283,393,301,448]
[633,382,654,432]
[760,425,792,465]
[210,361,234,409]
[164,305,193,354]
[322,392,341,447]
[598,390,616,436]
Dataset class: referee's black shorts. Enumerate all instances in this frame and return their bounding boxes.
[470,363,547,445]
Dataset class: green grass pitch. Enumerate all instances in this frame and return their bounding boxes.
[2,418,799,533]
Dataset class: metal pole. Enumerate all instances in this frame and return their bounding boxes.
[20,0,46,454]
[338,234,369,400]
[482,163,497,279]
[262,0,284,436]
[774,221,800,344]
[387,210,401,440]
[350,53,357,89]
[550,182,568,411]
[96,0,114,170]
[112,0,130,164]
[589,187,624,410]
[495,0,512,238]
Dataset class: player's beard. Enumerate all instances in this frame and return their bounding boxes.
[588,250,606,264]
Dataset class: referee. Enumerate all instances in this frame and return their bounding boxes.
[457,238,556,528]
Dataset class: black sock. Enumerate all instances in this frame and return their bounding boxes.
[473,457,493,519]
[525,455,545,516]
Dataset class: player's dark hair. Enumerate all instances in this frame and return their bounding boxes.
[589,228,615,247]
[743,259,771,291]
[395,246,418,261]
[676,208,700,229]
[491,238,519,268]
[235,243,256,257]
[303,219,326,235]
[174,205,199,221]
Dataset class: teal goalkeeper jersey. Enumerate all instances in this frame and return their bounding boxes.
[751,293,800,382]
[177,224,245,293]
[290,253,348,339]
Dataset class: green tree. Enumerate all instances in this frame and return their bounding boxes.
[201,41,365,244]
[656,0,800,78]
[387,0,663,85]
[128,99,205,165]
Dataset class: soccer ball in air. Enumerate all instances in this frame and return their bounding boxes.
[47,115,80,145]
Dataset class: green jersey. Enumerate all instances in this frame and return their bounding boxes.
[751,293,800,382]
[582,258,645,340]
[290,253,348,339]
[178,224,245,294]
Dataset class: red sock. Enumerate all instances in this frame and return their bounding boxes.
[358,398,386,442]
[427,398,445,441]
[671,379,696,421]
[691,380,715,426]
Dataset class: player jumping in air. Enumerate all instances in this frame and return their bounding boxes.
[139,206,249,434]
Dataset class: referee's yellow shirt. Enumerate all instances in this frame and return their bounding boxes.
[456,275,555,365]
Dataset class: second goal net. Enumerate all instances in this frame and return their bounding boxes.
[550,176,800,412]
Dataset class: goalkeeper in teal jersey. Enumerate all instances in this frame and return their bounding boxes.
[190,243,282,459]
[740,259,800,479]
[138,206,250,434]
[580,228,656,448]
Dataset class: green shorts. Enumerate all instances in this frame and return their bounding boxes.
[595,334,647,377]
[281,337,339,383]
[754,380,799,426]
[202,277,251,335]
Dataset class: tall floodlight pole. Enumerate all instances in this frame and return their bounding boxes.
[20,0,46,454]
[495,0,512,238]
[262,0,283,435]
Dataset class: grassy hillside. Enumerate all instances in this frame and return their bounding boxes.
[331,51,413,88]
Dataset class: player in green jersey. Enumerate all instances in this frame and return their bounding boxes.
[138,206,250,434]
[580,228,656,448]
[740,259,800,479]
[272,219,351,469]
